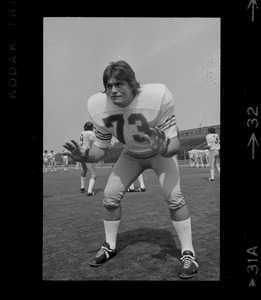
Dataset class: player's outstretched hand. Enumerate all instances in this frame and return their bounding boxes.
[144,128,170,156]
[62,139,89,162]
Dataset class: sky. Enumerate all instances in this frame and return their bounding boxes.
[44,17,220,152]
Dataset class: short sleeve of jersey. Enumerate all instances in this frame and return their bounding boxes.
[87,94,112,149]
[93,123,112,149]
[155,86,178,139]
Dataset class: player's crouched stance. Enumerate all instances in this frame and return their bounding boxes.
[62,60,198,279]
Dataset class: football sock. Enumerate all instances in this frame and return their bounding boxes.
[210,169,214,179]
[129,183,134,190]
[103,220,120,250]
[81,176,86,189]
[172,218,195,256]
[138,175,145,189]
[87,178,95,193]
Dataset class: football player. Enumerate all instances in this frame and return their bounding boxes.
[48,150,57,172]
[43,150,49,173]
[62,60,198,279]
[205,127,220,181]
[62,150,69,171]
[188,149,194,167]
[79,122,97,196]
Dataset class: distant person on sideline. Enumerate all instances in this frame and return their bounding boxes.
[205,127,220,181]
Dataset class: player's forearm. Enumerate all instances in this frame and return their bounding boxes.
[161,136,181,158]
[82,144,108,163]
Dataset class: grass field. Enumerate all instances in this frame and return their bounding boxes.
[43,165,220,281]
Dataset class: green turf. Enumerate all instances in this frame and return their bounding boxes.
[43,166,220,281]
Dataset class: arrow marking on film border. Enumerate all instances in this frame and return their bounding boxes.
[247,133,259,159]
[248,0,259,22]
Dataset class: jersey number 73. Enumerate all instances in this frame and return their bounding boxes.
[102,113,151,144]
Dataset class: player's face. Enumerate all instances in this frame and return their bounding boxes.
[106,78,134,108]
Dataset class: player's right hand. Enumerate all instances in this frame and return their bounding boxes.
[62,139,90,162]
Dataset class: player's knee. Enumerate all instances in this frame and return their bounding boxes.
[91,173,97,180]
[103,197,121,209]
[103,187,124,208]
[166,190,185,210]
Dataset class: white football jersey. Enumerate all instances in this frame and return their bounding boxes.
[48,152,56,160]
[87,84,178,158]
[80,130,95,149]
[61,149,68,159]
[206,133,220,151]
[43,152,49,163]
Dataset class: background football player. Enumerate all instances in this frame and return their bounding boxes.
[205,127,220,181]
[79,122,97,196]
[48,150,57,172]
[62,149,69,171]
[43,150,49,173]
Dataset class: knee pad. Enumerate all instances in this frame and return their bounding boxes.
[165,190,186,210]
[103,187,124,208]
[91,173,97,180]
[103,197,121,209]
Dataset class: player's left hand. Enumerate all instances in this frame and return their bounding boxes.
[144,128,170,156]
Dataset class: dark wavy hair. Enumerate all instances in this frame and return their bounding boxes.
[208,127,216,134]
[102,60,140,96]
[84,121,94,131]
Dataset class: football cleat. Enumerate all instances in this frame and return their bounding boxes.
[208,178,215,181]
[80,188,85,193]
[87,192,95,196]
[137,187,146,192]
[179,250,199,279]
[127,188,135,192]
[89,242,116,267]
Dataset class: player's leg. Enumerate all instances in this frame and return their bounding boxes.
[137,174,146,192]
[80,162,87,192]
[90,151,143,267]
[152,155,194,253]
[86,163,97,196]
[196,155,199,168]
[103,151,143,246]
[207,154,210,167]
[214,150,220,172]
[43,162,47,173]
[54,160,57,172]
[200,154,204,167]
[208,150,215,181]
[65,157,69,171]
[127,182,135,192]
[152,154,198,278]
[192,157,195,167]
[189,156,193,167]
